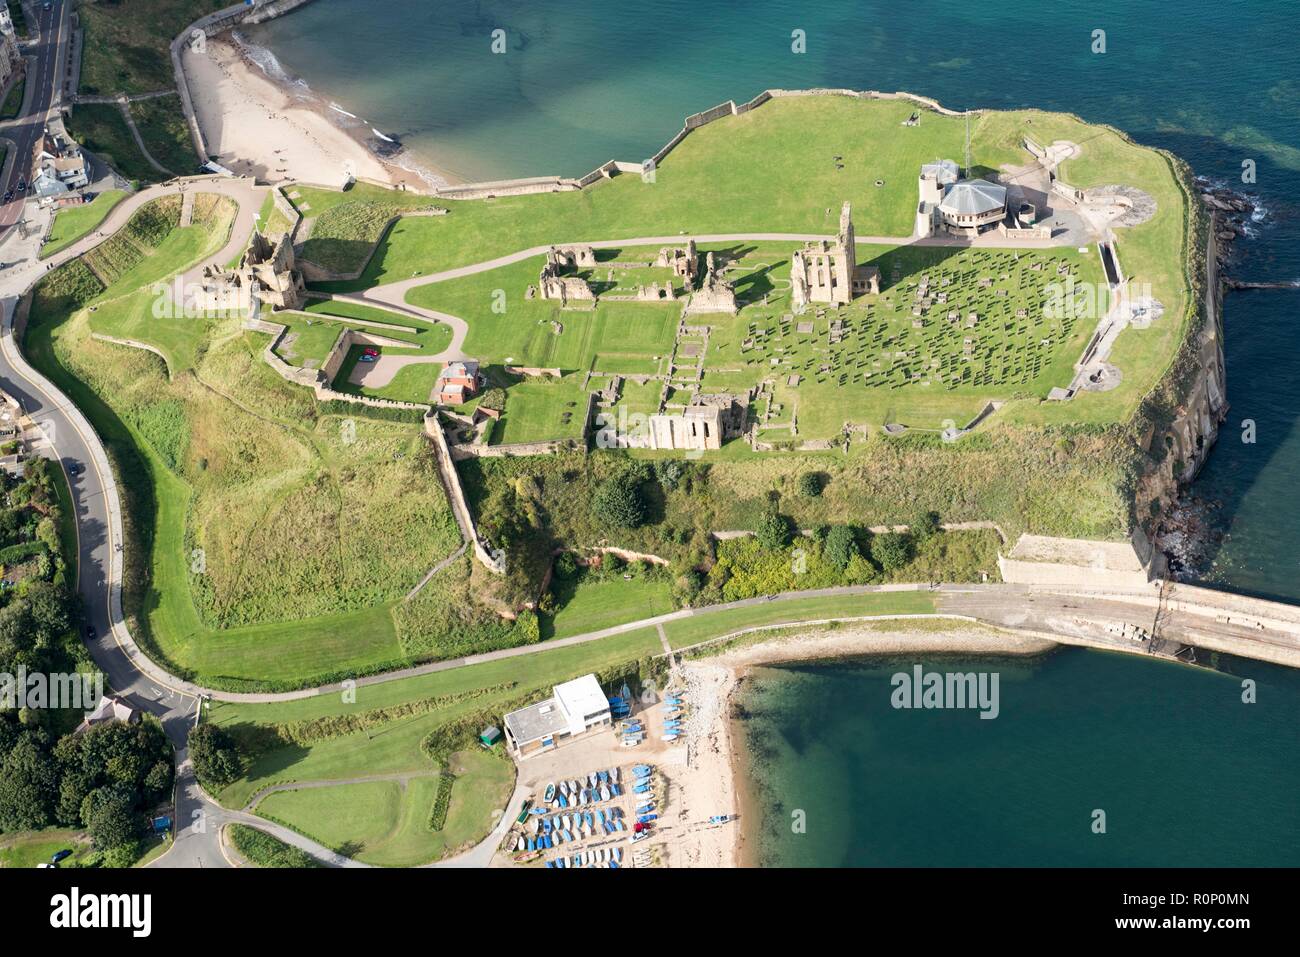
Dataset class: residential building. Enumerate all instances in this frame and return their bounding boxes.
[435,359,481,405]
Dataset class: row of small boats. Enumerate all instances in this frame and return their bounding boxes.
[661,693,687,743]
[546,846,624,869]
[516,806,630,850]
[542,769,621,808]
[619,718,643,748]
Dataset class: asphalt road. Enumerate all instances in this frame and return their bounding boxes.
[0,0,69,231]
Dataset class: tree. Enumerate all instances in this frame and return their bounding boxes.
[871,532,911,573]
[188,724,243,791]
[823,525,859,570]
[909,509,940,542]
[553,552,579,580]
[797,472,822,497]
[755,511,794,550]
[82,784,138,851]
[591,474,646,529]
[0,733,59,830]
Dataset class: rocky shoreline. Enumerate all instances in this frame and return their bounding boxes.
[1196,176,1260,269]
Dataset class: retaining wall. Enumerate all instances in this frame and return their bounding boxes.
[424,414,502,573]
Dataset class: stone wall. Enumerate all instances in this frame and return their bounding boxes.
[424,414,502,573]
[270,186,302,241]
[255,320,428,412]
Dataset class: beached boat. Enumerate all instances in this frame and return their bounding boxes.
[544,782,556,803]
[515,835,524,851]
[600,784,611,802]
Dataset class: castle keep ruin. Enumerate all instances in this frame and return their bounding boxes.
[790,202,880,313]
[197,230,305,313]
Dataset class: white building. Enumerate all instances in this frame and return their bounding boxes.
[503,674,613,758]
[939,179,1008,235]
[915,159,1008,237]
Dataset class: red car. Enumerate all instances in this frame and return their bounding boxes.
[363,347,379,357]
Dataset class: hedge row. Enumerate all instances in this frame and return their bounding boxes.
[427,772,455,832]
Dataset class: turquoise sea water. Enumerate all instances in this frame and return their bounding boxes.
[739,650,1300,866]
[249,0,1300,865]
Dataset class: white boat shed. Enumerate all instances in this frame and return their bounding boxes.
[503,674,613,758]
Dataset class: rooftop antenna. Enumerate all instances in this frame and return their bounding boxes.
[964,111,971,180]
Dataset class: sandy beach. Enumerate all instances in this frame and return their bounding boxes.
[181,36,441,190]
[674,623,1058,867]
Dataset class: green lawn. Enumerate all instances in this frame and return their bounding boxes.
[302,297,429,329]
[257,780,404,855]
[663,590,937,649]
[545,573,675,639]
[490,374,589,445]
[0,830,92,869]
[251,749,513,866]
[42,190,129,258]
[1,74,24,120]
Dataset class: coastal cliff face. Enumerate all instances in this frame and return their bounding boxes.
[1131,171,1228,559]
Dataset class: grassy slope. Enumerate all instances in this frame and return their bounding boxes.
[129,94,198,176]
[64,103,157,183]
[227,823,321,867]
[24,196,461,687]
[77,0,227,95]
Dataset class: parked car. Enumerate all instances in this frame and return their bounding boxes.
[51,849,72,864]
[363,347,379,357]
[85,625,96,642]
[17,179,26,192]
[67,462,83,476]
[2,191,12,203]
[358,354,377,363]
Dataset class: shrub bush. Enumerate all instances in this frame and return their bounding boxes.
[754,511,794,550]
[591,473,646,528]
[797,472,822,497]
[871,532,911,572]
